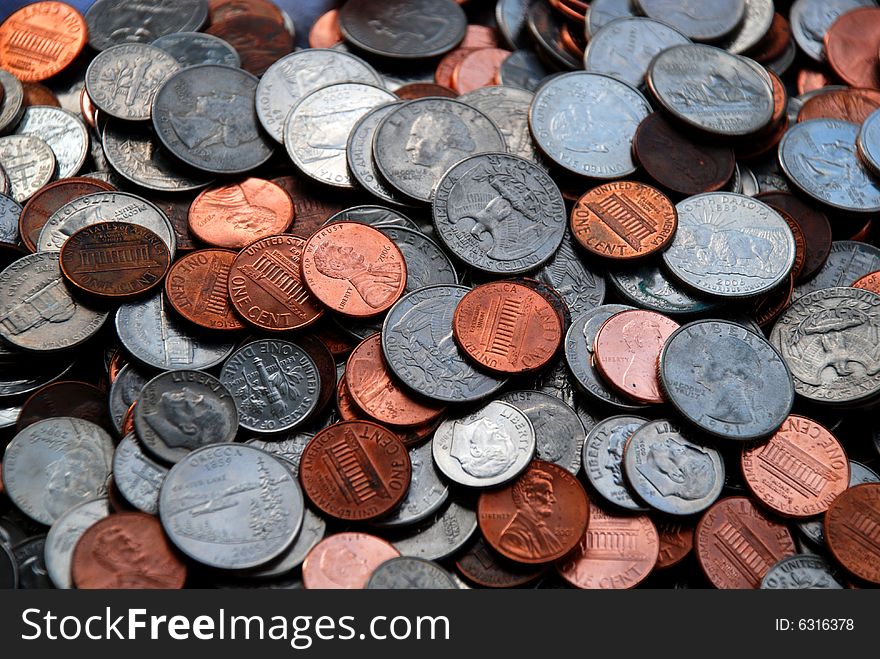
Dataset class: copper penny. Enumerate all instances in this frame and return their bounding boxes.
[108,349,128,383]
[478,460,589,565]
[120,401,136,437]
[189,178,294,249]
[79,86,98,129]
[755,192,832,283]
[19,177,115,252]
[270,175,346,240]
[798,88,880,123]
[825,483,880,585]
[451,48,513,94]
[556,505,659,589]
[655,520,695,569]
[17,381,113,433]
[335,379,439,447]
[777,207,806,281]
[435,48,477,88]
[751,273,794,329]
[0,2,87,82]
[747,13,791,64]
[455,537,546,588]
[797,68,833,96]
[312,318,355,358]
[302,532,400,589]
[345,334,445,428]
[461,25,499,49]
[633,113,735,197]
[395,83,458,100]
[594,309,679,405]
[301,221,407,318]
[510,277,571,336]
[299,420,411,522]
[571,181,677,260]
[559,23,585,59]
[59,221,171,299]
[853,271,880,294]
[71,512,187,589]
[336,377,361,422]
[825,7,880,89]
[164,248,246,331]
[309,9,343,48]
[208,0,284,26]
[206,15,293,77]
[695,496,796,589]
[742,415,849,518]
[228,234,323,332]
[150,195,197,252]
[21,82,60,108]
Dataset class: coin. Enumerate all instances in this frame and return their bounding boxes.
[310,9,343,48]
[790,0,871,62]
[164,249,245,331]
[0,135,55,203]
[302,532,399,589]
[373,440,448,529]
[853,271,880,294]
[367,557,458,589]
[207,0,282,25]
[796,240,880,301]
[457,85,539,163]
[496,49,552,92]
[760,554,845,589]
[151,31,239,68]
[324,205,419,231]
[247,504,327,579]
[825,483,880,584]
[395,83,457,100]
[0,193,20,245]
[583,415,649,511]
[0,69,24,136]
[858,107,880,176]
[204,15,291,76]
[655,520,695,569]
[85,0,208,51]
[17,381,112,434]
[635,0,745,41]
[451,48,512,94]
[455,536,544,588]
[272,175,347,239]
[755,192,831,283]
[44,498,110,589]
[14,106,89,180]
[108,363,148,434]
[527,1,579,70]
[0,3,86,79]
[798,88,880,123]
[496,0,532,50]
[390,500,478,560]
[112,434,167,514]
[824,7,880,88]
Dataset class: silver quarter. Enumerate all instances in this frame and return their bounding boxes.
[85,0,208,51]
[790,0,875,62]
[390,500,477,561]
[14,107,88,180]
[347,102,415,206]
[0,69,24,136]
[608,262,720,315]
[583,414,649,511]
[44,498,110,589]
[112,434,168,514]
[497,50,553,93]
[793,240,880,301]
[534,232,605,318]
[0,135,55,203]
[496,0,532,49]
[367,557,458,589]
[718,0,775,55]
[857,107,880,176]
[374,440,449,529]
[635,0,746,41]
[458,86,541,163]
[586,0,638,38]
[151,31,240,68]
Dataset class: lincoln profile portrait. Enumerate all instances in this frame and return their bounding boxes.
[498,467,564,560]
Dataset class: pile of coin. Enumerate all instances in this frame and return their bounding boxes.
[0,0,879,591]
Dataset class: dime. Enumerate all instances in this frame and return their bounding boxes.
[390,500,478,560]
[457,85,540,163]
[433,401,535,488]
[583,415,649,511]
[661,320,794,440]
[760,554,845,589]
[17,381,111,434]
[0,2,87,82]
[0,135,55,203]
[790,0,873,62]
[824,7,880,88]
[2,417,113,526]
[302,532,399,589]
[825,483,880,584]
[0,69,24,136]
[160,444,303,570]
[14,107,88,180]
[755,192,831,283]
[858,107,880,176]
[112,434,167,514]
[164,249,245,331]
[373,440,448,529]
[85,0,208,51]
[655,520,695,569]
[44,498,110,589]
[496,49,552,92]
[367,557,457,589]
[152,31,239,68]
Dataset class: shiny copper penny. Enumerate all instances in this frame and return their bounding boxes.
[571,181,677,260]
[302,532,400,590]
[208,0,284,26]
[798,88,880,123]
[17,381,113,433]
[271,175,346,240]
[478,460,589,564]
[742,415,849,518]
[453,281,562,375]
[747,13,791,64]
[299,420,411,522]
[853,271,880,294]
[455,537,546,588]
[461,24,499,49]
[451,48,513,94]
[755,192,832,283]
[633,113,735,197]
[308,9,343,48]
[797,68,833,96]
[0,2,87,82]
[556,505,659,589]
[19,177,115,252]
[228,234,323,332]
[59,221,171,299]
[301,221,407,318]
[435,48,477,88]
[189,178,294,249]
[22,82,60,108]
[594,309,679,405]
[825,483,880,585]
[120,402,136,437]
[825,8,880,89]
[345,334,445,428]
[395,83,458,100]
[335,379,439,447]
[164,248,246,331]
[655,520,695,569]
[79,86,98,128]
[108,349,128,383]
[695,496,796,589]
[206,15,293,76]
[71,513,187,589]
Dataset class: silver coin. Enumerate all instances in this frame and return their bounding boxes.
[458,86,540,163]
[0,356,74,399]
[0,164,8,196]
[219,339,320,434]
[115,291,236,370]
[586,0,638,37]
[284,82,396,189]
[134,370,239,464]
[2,418,114,526]
[584,17,691,89]
[367,557,458,589]
[382,285,506,403]
[108,363,149,434]
[798,460,879,547]
[718,0,775,54]
[14,107,89,180]
[583,415,649,511]
[663,193,796,298]
[347,102,415,206]
[432,401,535,488]
[661,320,795,439]
[258,49,384,144]
[496,0,532,49]
[159,443,304,570]
[151,31,240,68]
[793,240,880,301]
[374,98,506,203]
[0,401,21,429]
[529,72,650,178]
[0,252,108,353]
[496,49,553,93]
[527,1,579,70]
[112,434,168,514]
[790,0,875,62]
[769,35,808,79]
[374,440,448,529]
[648,44,774,136]
[0,69,24,136]
[858,107,880,176]
[623,419,724,515]
[11,536,52,589]
[85,0,208,51]
[44,498,110,589]
[770,287,880,406]
[246,504,326,579]
[324,204,419,231]
[608,262,721,315]
[0,135,55,203]
[0,193,21,244]
[432,153,565,274]
[534,232,605,318]
[739,164,760,197]
[527,356,600,432]
[499,390,584,475]
[245,432,314,477]
[760,554,845,589]
[390,500,477,561]
[635,0,746,41]
[85,43,180,122]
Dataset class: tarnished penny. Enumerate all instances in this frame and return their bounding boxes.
[309,9,343,48]
[655,520,695,569]
[228,234,323,332]
[205,15,293,76]
[301,222,407,318]
[451,48,512,94]
[798,88,880,123]
[19,178,115,252]
[59,222,170,299]
[453,281,562,375]
[571,181,678,261]
[208,0,283,26]
[594,310,679,405]
[0,2,87,82]
[22,82,60,108]
[271,175,346,240]
[825,483,880,585]
[164,248,245,331]
[71,512,186,589]
[742,415,849,518]
[17,381,112,434]
[695,497,796,589]
[478,460,589,564]
[825,8,880,89]
[853,271,880,294]
[299,421,412,522]
[455,537,545,588]
[303,532,400,589]
[755,192,831,283]
[189,179,294,249]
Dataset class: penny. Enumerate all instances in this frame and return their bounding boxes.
[395,83,457,100]
[367,557,457,589]
[373,440,448,529]
[299,420,411,522]
[391,499,478,560]
[583,415,649,511]
[455,536,544,588]
[496,49,552,92]
[2,417,114,526]
[635,0,745,41]
[85,0,208,51]
[594,310,679,405]
[825,7,880,88]
[655,520,695,569]
[825,483,880,584]
[457,85,539,163]
[853,271,880,294]
[755,192,832,283]
[271,175,347,239]
[750,274,795,329]
[0,3,86,82]
[435,48,477,90]
[0,69,24,136]
[164,249,245,331]
[461,25,500,50]
[204,15,291,76]
[556,505,659,589]
[790,0,871,62]
[695,496,796,589]
[310,9,343,48]
[798,88,880,124]
[302,222,407,318]
[14,106,89,180]
[219,339,320,434]
[189,179,293,249]
[857,107,880,176]
[112,434,167,515]
[451,48,512,94]
[44,498,110,589]
[0,135,55,203]
[302,532,400,590]
[797,69,833,96]
[17,381,111,434]
[760,554,845,589]
[453,281,562,375]
[208,0,282,25]
[527,2,579,70]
